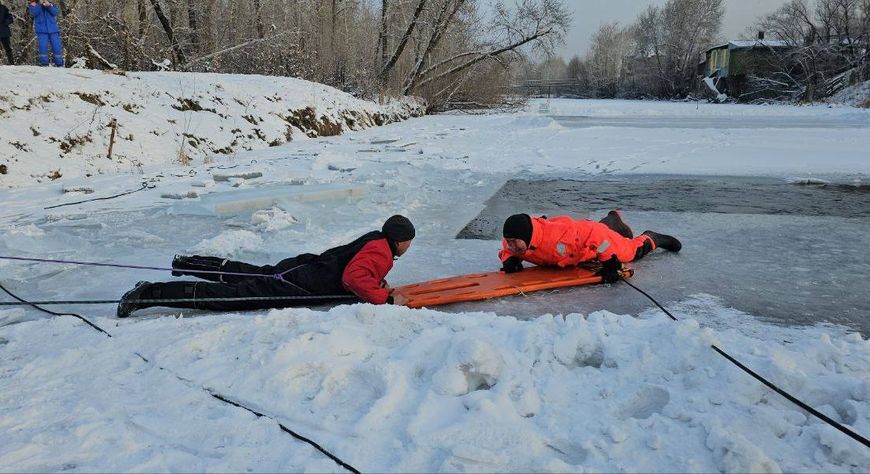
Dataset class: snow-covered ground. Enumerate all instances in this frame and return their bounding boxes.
[0,67,424,187]
[1,96,869,472]
[829,79,870,108]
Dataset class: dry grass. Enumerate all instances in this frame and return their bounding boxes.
[177,148,193,166]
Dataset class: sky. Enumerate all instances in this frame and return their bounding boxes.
[556,0,787,58]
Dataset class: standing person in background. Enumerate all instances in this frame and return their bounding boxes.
[0,1,14,65]
[27,0,62,66]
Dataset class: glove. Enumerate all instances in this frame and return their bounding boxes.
[501,256,524,274]
[596,255,622,284]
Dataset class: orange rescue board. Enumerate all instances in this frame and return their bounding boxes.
[393,266,633,309]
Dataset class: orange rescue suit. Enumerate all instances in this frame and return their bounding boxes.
[499,215,654,267]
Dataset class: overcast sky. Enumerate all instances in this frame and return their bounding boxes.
[555,0,787,58]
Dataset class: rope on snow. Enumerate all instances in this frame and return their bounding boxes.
[0,281,361,473]
[620,277,870,450]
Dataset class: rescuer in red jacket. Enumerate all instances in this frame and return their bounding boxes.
[499,211,681,283]
[116,215,415,317]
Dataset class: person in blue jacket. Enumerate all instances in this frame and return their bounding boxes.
[27,0,62,66]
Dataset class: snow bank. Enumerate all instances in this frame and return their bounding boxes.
[0,67,425,187]
[0,303,867,472]
[828,80,870,108]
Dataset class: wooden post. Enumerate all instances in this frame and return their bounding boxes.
[107,119,118,159]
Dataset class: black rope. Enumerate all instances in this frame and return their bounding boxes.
[208,391,361,474]
[619,276,870,449]
[0,281,112,336]
[620,278,677,321]
[0,281,361,472]
[0,294,358,307]
[710,344,870,449]
[44,182,151,210]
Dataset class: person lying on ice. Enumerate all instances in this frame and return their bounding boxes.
[499,211,681,283]
[116,215,416,318]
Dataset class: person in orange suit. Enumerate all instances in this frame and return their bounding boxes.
[499,210,681,283]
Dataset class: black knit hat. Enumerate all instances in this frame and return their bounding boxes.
[502,214,532,245]
[382,215,415,242]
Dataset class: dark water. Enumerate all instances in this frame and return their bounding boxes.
[458,176,870,240]
[455,176,870,334]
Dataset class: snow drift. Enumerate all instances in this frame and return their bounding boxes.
[0,67,425,187]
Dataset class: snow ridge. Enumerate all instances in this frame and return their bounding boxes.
[0,67,425,187]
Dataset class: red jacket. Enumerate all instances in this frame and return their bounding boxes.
[499,215,653,266]
[342,238,394,304]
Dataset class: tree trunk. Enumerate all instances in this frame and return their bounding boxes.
[377,0,427,85]
[379,0,389,70]
[149,0,187,65]
[254,0,264,39]
[403,0,466,94]
[412,30,551,92]
[138,0,148,37]
[187,0,199,52]
[331,0,337,56]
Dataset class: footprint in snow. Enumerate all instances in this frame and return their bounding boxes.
[616,385,670,420]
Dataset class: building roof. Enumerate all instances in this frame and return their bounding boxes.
[705,39,794,53]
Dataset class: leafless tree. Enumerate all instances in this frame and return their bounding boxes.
[586,22,633,96]
[749,0,869,101]
[565,54,582,79]
[573,0,722,99]
[6,0,569,109]
[631,0,723,97]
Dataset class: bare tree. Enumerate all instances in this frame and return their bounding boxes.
[377,0,428,85]
[409,0,570,96]
[749,0,870,101]
[623,0,723,98]
[149,0,186,64]
[586,22,633,96]
[9,0,571,109]
[402,0,468,94]
[565,54,582,79]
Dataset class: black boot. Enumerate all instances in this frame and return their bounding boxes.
[599,209,633,238]
[117,281,152,318]
[118,281,203,317]
[642,231,682,252]
[171,255,227,281]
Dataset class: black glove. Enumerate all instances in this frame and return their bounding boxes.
[596,255,622,284]
[501,256,524,274]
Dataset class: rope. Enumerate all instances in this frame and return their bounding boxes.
[0,281,112,336]
[0,294,358,307]
[621,278,677,321]
[0,281,361,472]
[44,182,152,210]
[619,277,870,449]
[208,391,361,474]
[0,255,288,280]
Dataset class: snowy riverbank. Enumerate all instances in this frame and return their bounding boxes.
[0,66,425,187]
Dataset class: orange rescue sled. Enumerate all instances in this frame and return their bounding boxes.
[392,265,633,309]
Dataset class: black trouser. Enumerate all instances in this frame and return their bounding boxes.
[0,37,13,65]
[173,254,319,284]
[143,278,348,312]
[156,254,354,311]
